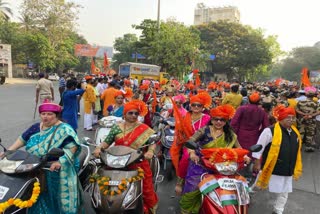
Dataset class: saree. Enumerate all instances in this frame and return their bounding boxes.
[180,126,237,214]
[109,105,124,118]
[103,123,158,209]
[177,113,211,179]
[22,123,82,214]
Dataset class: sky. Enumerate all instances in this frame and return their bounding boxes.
[9,0,320,52]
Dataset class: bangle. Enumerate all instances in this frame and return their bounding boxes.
[148,148,155,154]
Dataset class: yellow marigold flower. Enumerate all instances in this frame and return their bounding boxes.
[103,182,109,186]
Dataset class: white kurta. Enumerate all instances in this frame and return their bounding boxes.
[252,128,293,193]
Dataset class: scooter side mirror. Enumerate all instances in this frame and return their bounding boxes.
[47,148,65,158]
[82,137,95,146]
[184,141,199,150]
[148,134,160,144]
[249,144,263,153]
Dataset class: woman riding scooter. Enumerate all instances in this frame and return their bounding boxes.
[180,104,249,214]
[93,100,159,213]
[2,100,82,214]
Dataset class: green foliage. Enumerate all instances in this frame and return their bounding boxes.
[196,21,275,80]
[273,46,320,81]
[112,33,138,70]
[0,0,12,21]
[133,19,203,78]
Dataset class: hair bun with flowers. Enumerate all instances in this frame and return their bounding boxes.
[210,104,235,120]
[124,100,148,117]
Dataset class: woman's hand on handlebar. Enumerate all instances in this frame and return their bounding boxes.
[189,152,199,164]
[49,161,61,172]
[244,155,251,164]
[93,147,102,158]
[144,150,154,160]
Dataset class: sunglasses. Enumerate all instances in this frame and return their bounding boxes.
[212,118,226,122]
[127,111,139,116]
[191,103,203,108]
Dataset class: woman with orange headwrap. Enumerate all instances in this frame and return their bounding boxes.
[93,100,158,213]
[252,105,302,214]
[171,92,211,195]
[105,90,125,117]
[179,104,242,214]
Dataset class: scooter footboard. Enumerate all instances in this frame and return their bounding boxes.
[94,169,143,214]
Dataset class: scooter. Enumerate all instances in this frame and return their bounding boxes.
[0,139,65,214]
[88,135,163,214]
[185,141,262,214]
[94,116,124,146]
[0,138,97,214]
[155,113,175,181]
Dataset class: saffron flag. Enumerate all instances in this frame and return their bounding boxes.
[91,58,97,74]
[301,67,311,87]
[103,52,109,71]
[169,97,193,175]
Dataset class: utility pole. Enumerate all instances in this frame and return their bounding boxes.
[157,0,160,31]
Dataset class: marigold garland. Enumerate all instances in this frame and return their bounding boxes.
[89,167,144,196]
[0,181,40,213]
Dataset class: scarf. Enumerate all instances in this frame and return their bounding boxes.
[256,122,302,189]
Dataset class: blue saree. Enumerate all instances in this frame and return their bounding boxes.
[20,122,82,214]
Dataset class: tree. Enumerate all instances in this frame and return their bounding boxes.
[273,46,320,81]
[0,0,12,21]
[133,19,203,78]
[20,0,81,71]
[196,21,275,80]
[112,33,138,70]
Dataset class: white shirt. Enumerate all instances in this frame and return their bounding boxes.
[96,82,104,95]
[252,127,293,193]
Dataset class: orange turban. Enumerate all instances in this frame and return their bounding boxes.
[124,79,131,86]
[114,90,124,98]
[190,92,212,108]
[249,92,260,103]
[123,100,148,116]
[202,148,249,164]
[273,105,296,121]
[124,88,133,99]
[84,75,93,80]
[210,104,235,120]
[139,84,149,90]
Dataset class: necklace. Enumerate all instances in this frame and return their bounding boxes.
[192,114,203,131]
[210,126,223,139]
[123,122,138,145]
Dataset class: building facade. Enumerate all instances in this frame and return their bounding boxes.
[194,3,240,25]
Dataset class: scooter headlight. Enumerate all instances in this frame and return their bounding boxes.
[106,154,131,168]
[122,183,137,208]
[214,162,238,175]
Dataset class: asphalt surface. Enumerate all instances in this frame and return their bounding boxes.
[1,78,320,214]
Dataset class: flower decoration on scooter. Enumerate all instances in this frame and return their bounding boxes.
[0,180,41,213]
[201,148,249,174]
[89,167,144,196]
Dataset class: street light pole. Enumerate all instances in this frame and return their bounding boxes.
[157,0,160,31]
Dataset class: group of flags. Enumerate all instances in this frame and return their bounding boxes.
[91,52,110,75]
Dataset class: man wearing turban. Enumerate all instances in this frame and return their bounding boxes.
[252,105,302,214]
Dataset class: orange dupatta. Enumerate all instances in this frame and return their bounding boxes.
[170,98,193,174]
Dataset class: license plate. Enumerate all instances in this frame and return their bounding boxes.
[0,185,9,200]
[109,180,120,186]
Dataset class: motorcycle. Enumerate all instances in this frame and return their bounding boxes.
[0,139,65,214]
[185,141,262,214]
[94,116,124,146]
[0,138,97,214]
[153,112,175,181]
[87,135,163,214]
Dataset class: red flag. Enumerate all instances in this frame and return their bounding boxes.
[103,52,109,71]
[301,67,311,87]
[91,58,96,74]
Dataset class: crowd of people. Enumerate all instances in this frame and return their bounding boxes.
[8,72,320,213]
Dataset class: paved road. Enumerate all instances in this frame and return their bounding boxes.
[1,79,320,214]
